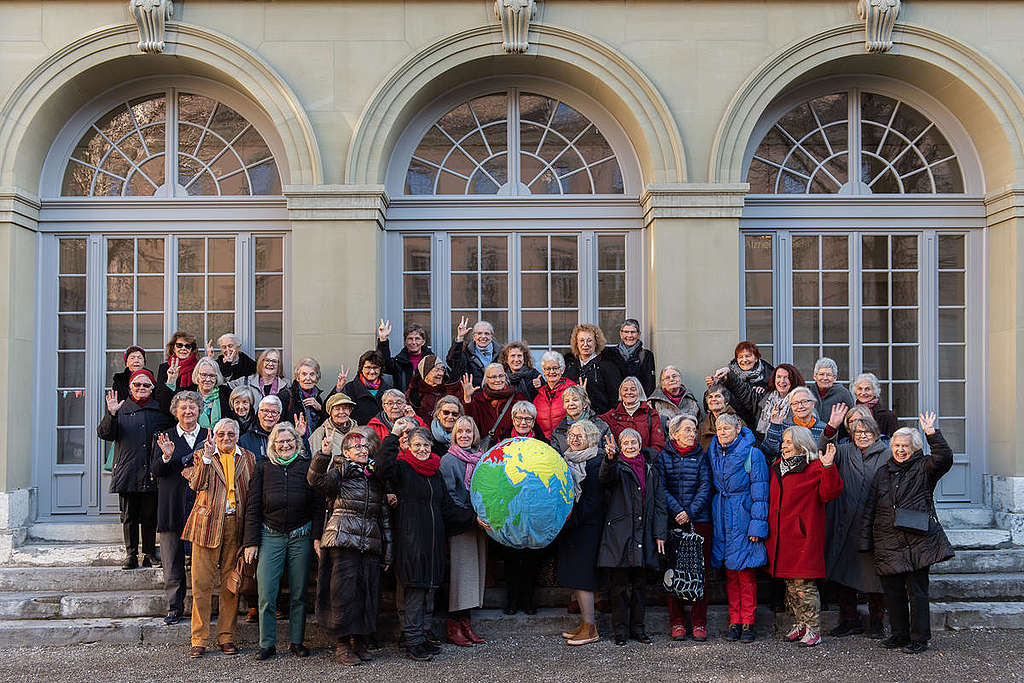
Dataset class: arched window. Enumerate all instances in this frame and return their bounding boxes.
[60,90,281,197]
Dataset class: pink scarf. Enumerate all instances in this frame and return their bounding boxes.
[448,444,485,491]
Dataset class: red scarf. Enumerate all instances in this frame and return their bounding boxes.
[665,389,684,407]
[169,352,198,389]
[675,441,698,457]
[360,374,382,390]
[398,450,441,476]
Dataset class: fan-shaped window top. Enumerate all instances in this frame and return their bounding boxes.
[406,91,624,195]
[747,90,964,195]
[61,91,281,197]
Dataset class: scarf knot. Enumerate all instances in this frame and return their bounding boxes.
[397,450,441,477]
[448,444,485,490]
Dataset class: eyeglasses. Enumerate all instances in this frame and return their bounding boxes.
[567,433,584,441]
[344,443,370,451]
[382,401,404,407]
[258,408,281,415]
[512,415,533,423]
[263,359,279,365]
[130,382,153,389]
[174,342,193,349]
[853,430,875,437]
[792,399,814,406]
[198,373,218,380]
[276,438,296,445]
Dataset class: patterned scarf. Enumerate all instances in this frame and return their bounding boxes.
[729,358,768,386]
[564,446,599,498]
[447,444,485,491]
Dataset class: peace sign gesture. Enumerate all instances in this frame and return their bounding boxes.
[165,358,181,386]
[294,412,308,437]
[378,319,392,342]
[321,422,334,454]
[603,433,617,459]
[203,433,216,459]
[336,364,349,392]
[455,316,471,342]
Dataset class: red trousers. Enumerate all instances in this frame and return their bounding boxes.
[725,568,758,625]
[666,521,712,629]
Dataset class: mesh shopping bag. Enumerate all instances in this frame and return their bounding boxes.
[663,525,705,602]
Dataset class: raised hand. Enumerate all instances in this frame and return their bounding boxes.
[403,404,417,418]
[156,432,175,459]
[580,377,588,393]
[656,538,665,555]
[378,319,392,342]
[204,339,214,358]
[301,396,321,411]
[603,433,617,459]
[165,358,181,385]
[455,316,470,341]
[532,375,543,389]
[461,372,478,402]
[386,493,398,507]
[704,375,714,388]
[105,389,124,415]
[203,433,216,459]
[294,412,308,437]
[770,403,785,425]
[714,367,729,382]
[828,402,849,428]
[321,423,334,454]
[819,442,836,467]
[919,411,937,435]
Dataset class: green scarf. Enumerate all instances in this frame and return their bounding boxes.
[273,450,301,467]
[199,390,221,429]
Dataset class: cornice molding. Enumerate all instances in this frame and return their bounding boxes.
[0,189,42,231]
[858,0,901,53]
[283,185,390,227]
[641,183,748,224]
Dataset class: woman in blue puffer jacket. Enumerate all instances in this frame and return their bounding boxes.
[655,413,712,642]
[708,414,769,644]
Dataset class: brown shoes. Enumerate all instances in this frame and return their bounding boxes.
[219,642,239,655]
[189,646,205,659]
[562,618,585,640]
[335,641,362,666]
[245,607,258,623]
[567,622,599,646]
[459,615,485,644]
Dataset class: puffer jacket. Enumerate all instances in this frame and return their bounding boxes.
[654,440,712,524]
[708,427,769,571]
[859,430,955,575]
[597,455,667,569]
[307,451,392,564]
[533,377,576,440]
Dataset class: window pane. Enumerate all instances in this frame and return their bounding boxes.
[255,274,283,310]
[451,274,478,308]
[208,313,235,342]
[745,273,772,306]
[59,277,87,312]
[792,273,819,306]
[178,238,205,273]
[744,309,773,346]
[480,274,508,308]
[57,352,85,387]
[792,236,818,270]
[598,236,625,270]
[402,236,430,272]
[60,240,87,274]
[793,309,819,344]
[521,236,548,271]
[821,309,848,344]
[106,313,133,348]
[57,392,85,425]
[521,273,548,308]
[892,308,918,343]
[208,275,235,310]
[598,272,625,308]
[254,312,283,349]
[821,236,848,269]
[892,346,919,380]
[862,345,889,380]
[403,274,431,309]
[892,272,918,306]
[177,275,204,310]
[521,310,548,346]
[939,382,965,417]
[106,276,134,311]
[208,238,235,272]
[551,310,578,349]
[862,235,888,269]
[107,239,134,274]
[137,276,163,310]
[480,237,507,271]
[939,272,965,306]
[136,313,164,349]
[939,345,965,380]
[939,308,965,343]
[256,236,284,272]
[891,383,919,418]
[59,314,86,350]
[744,234,773,270]
[550,236,578,271]
[57,428,85,465]
[137,238,164,273]
[938,235,965,269]
[451,237,478,271]
[862,272,889,306]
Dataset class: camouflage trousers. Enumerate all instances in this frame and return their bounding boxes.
[784,578,821,630]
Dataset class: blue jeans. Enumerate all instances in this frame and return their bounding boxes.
[256,525,312,649]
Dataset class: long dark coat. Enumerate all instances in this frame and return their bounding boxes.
[563,352,622,415]
[150,426,207,533]
[308,452,392,561]
[597,455,667,569]
[377,337,434,392]
[858,431,955,575]
[284,380,328,433]
[446,339,502,388]
[557,454,605,590]
[822,434,889,592]
[600,342,656,396]
[97,399,173,494]
[373,435,474,589]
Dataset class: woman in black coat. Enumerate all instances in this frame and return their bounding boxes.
[499,341,541,400]
[97,368,173,570]
[859,412,954,654]
[376,319,433,392]
[563,323,621,415]
[111,345,148,402]
[307,426,392,666]
[374,427,477,661]
[557,419,606,646]
[335,351,392,426]
[285,357,328,436]
[599,319,656,396]
[598,428,667,646]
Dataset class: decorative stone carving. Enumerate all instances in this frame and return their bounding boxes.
[494,0,536,54]
[858,0,901,53]
[128,0,174,54]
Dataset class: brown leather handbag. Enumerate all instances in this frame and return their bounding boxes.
[226,548,258,597]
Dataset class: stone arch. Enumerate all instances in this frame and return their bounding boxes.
[710,23,1024,190]
[0,22,322,194]
[345,24,686,188]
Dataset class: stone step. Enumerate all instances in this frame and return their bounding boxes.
[0,566,163,592]
[933,548,1024,574]
[931,602,1024,630]
[7,542,126,567]
[928,573,1024,602]
[936,507,995,529]
[27,523,122,544]
[0,590,166,620]
[946,528,1013,549]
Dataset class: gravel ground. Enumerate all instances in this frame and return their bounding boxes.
[0,629,1020,682]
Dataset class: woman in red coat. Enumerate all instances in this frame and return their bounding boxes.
[599,377,666,455]
[532,351,576,440]
[461,364,527,444]
[766,425,842,648]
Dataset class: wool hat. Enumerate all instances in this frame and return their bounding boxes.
[418,354,446,379]
[325,392,356,412]
[124,345,146,362]
[128,368,155,385]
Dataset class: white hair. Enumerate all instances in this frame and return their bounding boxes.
[892,427,924,451]
[381,388,406,404]
[783,425,819,462]
[213,417,239,435]
[788,385,816,407]
[814,357,839,376]
[258,394,282,410]
[668,413,698,435]
[193,356,225,386]
[473,320,494,335]
[511,400,537,418]
[540,350,566,370]
[716,413,744,431]
[618,376,648,403]
[853,372,882,399]
[218,333,242,348]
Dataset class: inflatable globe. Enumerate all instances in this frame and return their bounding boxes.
[469,436,574,549]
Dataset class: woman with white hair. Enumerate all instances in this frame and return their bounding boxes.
[648,365,702,432]
[461,363,527,444]
[859,412,954,655]
[532,350,576,439]
[210,333,256,387]
[811,357,855,425]
[763,386,826,459]
[550,385,611,455]
[189,356,236,431]
[244,348,291,406]
[599,376,666,454]
[852,372,899,438]
[229,385,260,435]
[368,389,426,441]
[765,426,843,648]
[285,357,327,435]
[509,400,545,440]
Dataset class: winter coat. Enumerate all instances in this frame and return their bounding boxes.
[284,381,327,433]
[721,369,790,438]
[563,353,622,415]
[654,441,712,524]
[766,456,843,579]
[332,377,392,427]
[243,375,292,410]
[600,343,656,396]
[862,401,899,439]
[821,433,889,593]
[446,339,502,388]
[763,417,826,460]
[507,367,541,401]
[377,337,434,392]
[557,453,605,590]
[218,352,257,388]
[182,446,257,548]
[406,375,462,424]
[307,452,393,563]
[439,453,475,510]
[368,412,427,442]
[858,431,955,575]
[814,384,856,425]
[463,390,527,443]
[550,414,611,455]
[97,399,173,494]
[308,418,358,457]
[150,426,206,533]
[197,386,236,429]
[599,401,666,455]
[597,455,667,569]
[697,405,744,451]
[110,368,133,403]
[238,422,272,463]
[708,427,770,571]
[648,387,703,434]
[533,378,576,439]
[157,360,198,393]
[243,457,324,547]
[373,435,474,589]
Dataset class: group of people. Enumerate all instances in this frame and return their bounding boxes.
[98,319,955,662]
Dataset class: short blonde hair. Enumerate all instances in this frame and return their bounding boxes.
[570,323,607,357]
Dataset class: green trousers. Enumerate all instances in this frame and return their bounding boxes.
[256,525,313,649]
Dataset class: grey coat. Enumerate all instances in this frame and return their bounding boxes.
[648,387,703,433]
[439,453,473,510]
[820,432,889,593]
[814,384,856,424]
[597,456,668,569]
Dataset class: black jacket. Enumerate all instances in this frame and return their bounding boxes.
[156,360,198,393]
[507,367,541,401]
[600,343,656,396]
[446,339,501,388]
[97,399,173,494]
[243,458,324,547]
[150,426,207,532]
[597,455,667,569]
[563,353,622,415]
[373,435,474,589]
[238,422,272,463]
[284,381,327,433]
[111,368,132,403]
[858,431,955,575]
[331,377,392,427]
[307,451,392,563]
[377,338,433,392]
[217,352,257,386]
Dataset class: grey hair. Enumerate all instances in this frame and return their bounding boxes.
[659,365,682,385]
[853,372,882,399]
[258,394,283,411]
[452,415,481,447]
[229,385,259,407]
[292,357,321,380]
[381,388,407,404]
[393,416,419,433]
[473,320,495,335]
[193,356,225,386]
[783,425,819,462]
[850,416,881,440]
[268,422,306,459]
[814,357,839,376]
[892,426,924,451]
[511,400,537,418]
[409,426,434,446]
[341,430,371,452]
[217,333,242,348]
[715,413,744,431]
[540,350,566,370]
[562,384,592,413]
[567,419,602,449]
[667,413,699,435]
[618,427,643,447]
[484,362,505,376]
[212,417,239,435]
[170,390,203,415]
[618,376,648,403]
[432,395,463,419]
[788,385,817,407]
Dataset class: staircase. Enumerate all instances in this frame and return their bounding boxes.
[0,509,1021,646]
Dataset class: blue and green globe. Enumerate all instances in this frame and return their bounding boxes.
[469,436,574,549]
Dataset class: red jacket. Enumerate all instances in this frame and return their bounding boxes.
[766,458,843,579]
[368,412,427,441]
[599,401,666,454]
[463,390,527,443]
[532,377,576,440]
